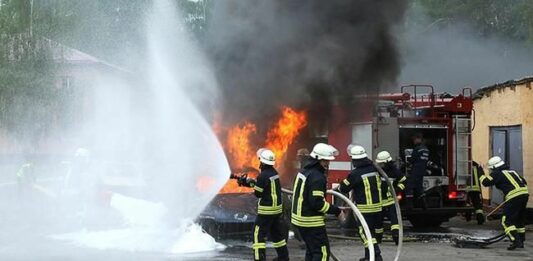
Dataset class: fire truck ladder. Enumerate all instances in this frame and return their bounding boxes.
[454,116,472,190]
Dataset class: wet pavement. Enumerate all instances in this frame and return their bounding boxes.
[214,217,533,261]
[1,215,532,260]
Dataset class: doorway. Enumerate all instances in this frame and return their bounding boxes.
[489,125,523,204]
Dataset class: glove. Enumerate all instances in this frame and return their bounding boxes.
[237,175,256,188]
[330,205,341,217]
[237,175,248,187]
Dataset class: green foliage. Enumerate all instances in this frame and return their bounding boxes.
[411,0,533,44]
[0,0,211,143]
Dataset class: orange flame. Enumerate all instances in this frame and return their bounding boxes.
[219,122,257,193]
[215,106,307,194]
[264,106,307,167]
[226,122,257,170]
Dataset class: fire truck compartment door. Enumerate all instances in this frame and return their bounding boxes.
[375,117,399,161]
[351,123,373,157]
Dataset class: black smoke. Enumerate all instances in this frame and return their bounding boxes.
[205,0,407,124]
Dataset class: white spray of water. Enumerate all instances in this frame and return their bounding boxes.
[52,0,229,255]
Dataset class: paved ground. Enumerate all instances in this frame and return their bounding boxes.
[0,213,531,260]
[211,218,533,261]
[1,176,531,260]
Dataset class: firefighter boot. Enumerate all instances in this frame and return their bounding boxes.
[476,213,485,225]
[392,230,399,246]
[518,232,526,248]
[273,245,289,261]
[359,248,370,261]
[507,232,523,251]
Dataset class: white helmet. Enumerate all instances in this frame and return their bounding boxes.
[488,156,505,169]
[347,144,367,160]
[257,148,276,165]
[310,143,338,161]
[376,151,392,163]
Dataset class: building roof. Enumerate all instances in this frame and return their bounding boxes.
[42,38,130,73]
[6,34,129,74]
[474,76,533,100]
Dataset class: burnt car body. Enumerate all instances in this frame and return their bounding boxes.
[197,193,258,239]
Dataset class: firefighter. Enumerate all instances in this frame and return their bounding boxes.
[237,148,289,261]
[375,150,406,246]
[480,156,529,250]
[291,143,341,261]
[338,145,383,261]
[16,160,36,200]
[468,161,485,225]
[405,133,429,210]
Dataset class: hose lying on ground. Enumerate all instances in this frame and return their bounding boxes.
[453,232,506,248]
[282,187,376,261]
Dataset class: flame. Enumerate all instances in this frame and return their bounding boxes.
[264,106,307,166]
[214,106,307,194]
[226,122,257,170]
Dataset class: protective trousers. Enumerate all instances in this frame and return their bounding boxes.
[379,205,399,245]
[502,195,528,246]
[467,191,485,224]
[358,212,382,259]
[405,175,425,209]
[253,214,289,261]
[296,225,330,261]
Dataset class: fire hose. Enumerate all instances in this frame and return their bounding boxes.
[281,187,376,261]
[231,169,402,260]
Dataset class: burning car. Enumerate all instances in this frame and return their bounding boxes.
[198,106,307,239]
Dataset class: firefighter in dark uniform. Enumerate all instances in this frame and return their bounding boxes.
[238,148,289,261]
[405,133,429,209]
[339,145,383,261]
[375,150,406,246]
[468,161,485,225]
[480,156,529,250]
[291,143,341,261]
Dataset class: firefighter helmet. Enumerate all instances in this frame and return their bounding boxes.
[376,151,392,163]
[488,156,505,169]
[257,148,276,165]
[348,145,368,159]
[310,143,337,161]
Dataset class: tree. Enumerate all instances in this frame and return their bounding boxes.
[410,0,533,45]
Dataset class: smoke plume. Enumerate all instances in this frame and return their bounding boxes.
[399,4,533,92]
[205,0,407,124]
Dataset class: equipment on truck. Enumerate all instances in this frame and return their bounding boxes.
[327,85,475,228]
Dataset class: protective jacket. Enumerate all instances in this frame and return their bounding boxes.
[408,144,429,180]
[291,158,340,227]
[254,165,283,215]
[339,158,382,213]
[480,165,528,202]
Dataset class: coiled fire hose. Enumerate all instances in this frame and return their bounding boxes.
[281,187,376,261]
[373,163,403,261]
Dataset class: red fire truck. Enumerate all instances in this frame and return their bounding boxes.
[327,85,475,228]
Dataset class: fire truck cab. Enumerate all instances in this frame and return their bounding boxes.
[327,85,475,228]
